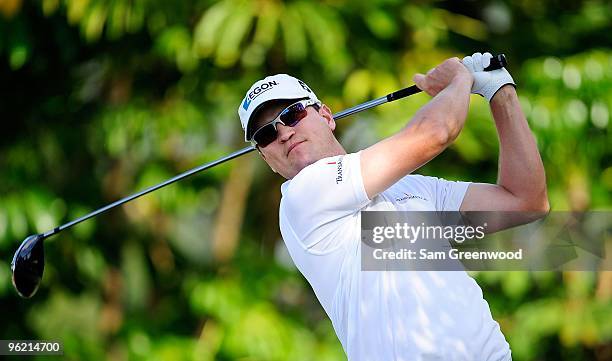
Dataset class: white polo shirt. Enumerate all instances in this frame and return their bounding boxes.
[279,152,511,361]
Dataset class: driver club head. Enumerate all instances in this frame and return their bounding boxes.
[11,234,46,298]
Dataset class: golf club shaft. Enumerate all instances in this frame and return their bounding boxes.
[41,54,508,239]
[44,146,255,238]
[334,54,507,119]
[43,97,385,239]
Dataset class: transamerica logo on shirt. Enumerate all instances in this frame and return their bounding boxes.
[326,157,344,184]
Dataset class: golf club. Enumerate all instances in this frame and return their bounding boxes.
[11,54,508,298]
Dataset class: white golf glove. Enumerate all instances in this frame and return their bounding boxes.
[462,52,515,102]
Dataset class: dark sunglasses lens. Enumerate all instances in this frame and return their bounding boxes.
[253,124,278,147]
[280,103,307,126]
[253,102,309,146]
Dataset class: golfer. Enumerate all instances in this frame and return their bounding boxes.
[237,52,548,361]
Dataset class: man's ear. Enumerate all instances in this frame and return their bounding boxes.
[319,104,336,131]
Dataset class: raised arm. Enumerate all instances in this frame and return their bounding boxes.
[460,86,549,211]
[360,58,473,199]
[459,53,549,230]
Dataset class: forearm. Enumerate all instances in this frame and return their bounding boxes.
[360,69,472,199]
[491,86,548,209]
[410,73,472,145]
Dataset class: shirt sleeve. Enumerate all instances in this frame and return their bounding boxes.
[392,174,471,212]
[433,177,471,211]
[280,152,370,253]
[428,176,471,211]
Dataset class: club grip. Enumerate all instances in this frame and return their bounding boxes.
[386,54,508,102]
[484,54,507,71]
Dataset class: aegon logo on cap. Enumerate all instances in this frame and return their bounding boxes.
[242,80,279,110]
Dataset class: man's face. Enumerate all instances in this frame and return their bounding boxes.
[251,100,339,179]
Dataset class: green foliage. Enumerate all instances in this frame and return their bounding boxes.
[1,0,611,360]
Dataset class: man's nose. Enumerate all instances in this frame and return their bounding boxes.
[277,123,295,143]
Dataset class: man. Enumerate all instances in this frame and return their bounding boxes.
[237,53,548,360]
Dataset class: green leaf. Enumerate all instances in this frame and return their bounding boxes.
[9,42,28,69]
[365,9,398,39]
[215,3,254,68]
[280,4,307,63]
[82,2,108,42]
[67,0,92,24]
[193,0,231,58]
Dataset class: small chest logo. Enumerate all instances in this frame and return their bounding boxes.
[395,192,428,202]
[327,158,344,184]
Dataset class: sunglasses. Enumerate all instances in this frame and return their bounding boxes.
[250,99,321,147]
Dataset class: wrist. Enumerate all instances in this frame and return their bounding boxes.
[451,72,474,91]
[490,84,517,105]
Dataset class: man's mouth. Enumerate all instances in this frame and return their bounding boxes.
[287,141,305,156]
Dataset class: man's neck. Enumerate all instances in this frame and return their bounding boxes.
[286,144,347,180]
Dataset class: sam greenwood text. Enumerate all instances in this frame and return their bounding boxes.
[372,248,523,261]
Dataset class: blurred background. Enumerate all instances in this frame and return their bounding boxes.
[0,0,611,360]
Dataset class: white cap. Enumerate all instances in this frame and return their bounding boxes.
[238,74,320,141]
